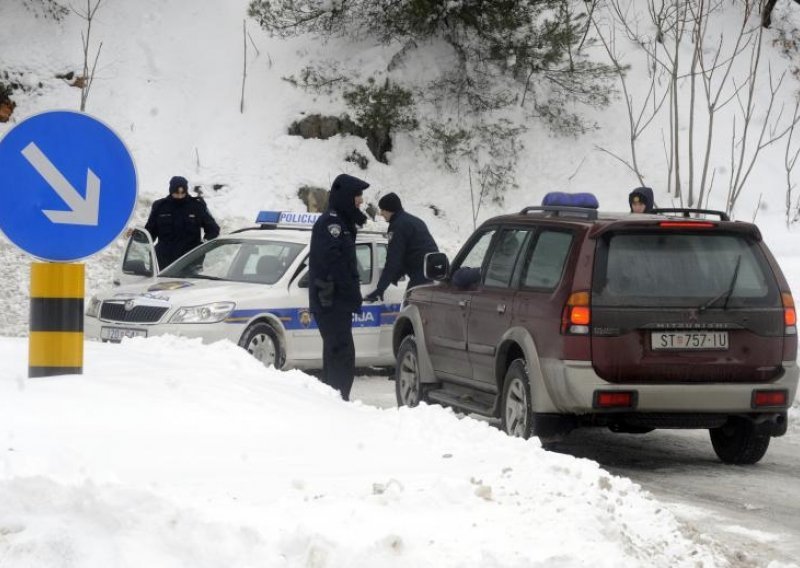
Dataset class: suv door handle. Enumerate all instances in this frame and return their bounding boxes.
[458,299,469,308]
[497,303,506,314]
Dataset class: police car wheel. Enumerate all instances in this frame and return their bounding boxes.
[501,359,534,439]
[239,323,281,369]
[395,336,423,407]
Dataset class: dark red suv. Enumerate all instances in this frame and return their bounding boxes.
[391,202,798,464]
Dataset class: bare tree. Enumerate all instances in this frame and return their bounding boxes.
[72,0,104,112]
[590,9,669,185]
[241,19,248,113]
[595,0,800,216]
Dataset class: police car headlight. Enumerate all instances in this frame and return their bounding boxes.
[169,302,235,324]
[86,296,101,318]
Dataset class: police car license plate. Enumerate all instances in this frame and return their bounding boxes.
[101,327,147,341]
[651,331,728,350]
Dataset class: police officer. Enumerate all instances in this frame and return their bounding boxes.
[364,192,438,302]
[145,176,220,269]
[308,173,369,401]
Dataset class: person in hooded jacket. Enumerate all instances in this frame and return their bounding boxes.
[145,176,220,270]
[308,173,370,401]
[364,192,438,302]
[628,186,657,213]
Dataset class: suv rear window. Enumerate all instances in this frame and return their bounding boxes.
[592,232,779,308]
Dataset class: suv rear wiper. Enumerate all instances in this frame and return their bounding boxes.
[698,254,742,313]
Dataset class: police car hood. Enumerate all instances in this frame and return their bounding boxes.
[100,278,269,305]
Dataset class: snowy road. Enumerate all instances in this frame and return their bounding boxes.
[351,374,800,567]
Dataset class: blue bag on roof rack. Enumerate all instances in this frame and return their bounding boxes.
[541,192,599,209]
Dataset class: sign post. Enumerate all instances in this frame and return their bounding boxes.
[0,111,138,377]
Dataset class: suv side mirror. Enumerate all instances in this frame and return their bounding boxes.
[424,252,449,281]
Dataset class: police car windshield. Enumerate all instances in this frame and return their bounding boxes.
[160,238,306,285]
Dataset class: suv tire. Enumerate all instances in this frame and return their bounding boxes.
[501,359,535,439]
[395,335,426,407]
[239,322,282,369]
[709,417,771,465]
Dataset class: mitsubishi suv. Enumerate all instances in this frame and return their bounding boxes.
[391,200,798,464]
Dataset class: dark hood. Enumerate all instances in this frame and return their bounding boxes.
[329,174,368,230]
[629,186,656,212]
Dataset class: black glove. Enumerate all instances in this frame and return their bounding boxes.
[314,279,335,308]
[364,290,383,303]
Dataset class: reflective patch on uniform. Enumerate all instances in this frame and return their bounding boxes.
[328,224,342,237]
[387,231,393,243]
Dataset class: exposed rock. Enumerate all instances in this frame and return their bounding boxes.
[288,113,392,164]
[0,100,15,123]
[298,186,329,213]
[289,114,362,141]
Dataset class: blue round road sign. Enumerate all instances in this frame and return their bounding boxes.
[0,111,137,262]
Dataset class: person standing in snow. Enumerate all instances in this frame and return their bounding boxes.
[145,175,220,270]
[363,192,438,302]
[628,186,656,214]
[308,173,370,401]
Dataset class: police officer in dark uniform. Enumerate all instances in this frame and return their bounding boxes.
[308,173,369,401]
[364,192,438,302]
[145,176,220,269]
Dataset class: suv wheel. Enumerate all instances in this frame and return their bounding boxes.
[396,336,425,407]
[709,417,771,465]
[239,322,282,369]
[501,359,534,439]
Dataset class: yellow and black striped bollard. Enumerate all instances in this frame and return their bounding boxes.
[29,262,84,377]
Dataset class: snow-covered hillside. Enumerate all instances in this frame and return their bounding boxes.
[2,0,800,335]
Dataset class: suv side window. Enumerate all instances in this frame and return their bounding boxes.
[484,229,528,288]
[521,230,573,290]
[455,229,497,272]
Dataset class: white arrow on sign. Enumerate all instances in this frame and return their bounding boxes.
[21,142,100,226]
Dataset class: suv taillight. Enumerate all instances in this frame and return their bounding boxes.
[782,292,797,335]
[562,291,590,335]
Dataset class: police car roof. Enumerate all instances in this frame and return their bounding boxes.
[227,226,386,243]
[225,210,387,241]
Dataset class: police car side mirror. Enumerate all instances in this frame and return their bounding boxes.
[122,259,153,277]
[424,252,449,281]
[298,273,310,288]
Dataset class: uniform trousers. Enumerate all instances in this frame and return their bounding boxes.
[314,308,355,401]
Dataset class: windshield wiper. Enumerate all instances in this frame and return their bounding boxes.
[698,254,742,313]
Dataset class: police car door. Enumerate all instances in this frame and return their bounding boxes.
[114,228,158,287]
[375,242,405,360]
[353,242,381,357]
[286,254,324,363]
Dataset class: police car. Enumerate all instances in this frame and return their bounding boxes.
[84,211,405,369]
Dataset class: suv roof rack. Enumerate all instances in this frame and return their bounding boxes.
[651,208,730,222]
[519,205,599,220]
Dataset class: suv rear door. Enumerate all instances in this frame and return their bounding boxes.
[591,228,784,383]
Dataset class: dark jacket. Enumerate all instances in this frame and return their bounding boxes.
[374,209,439,295]
[145,195,220,269]
[308,175,369,314]
[629,186,656,213]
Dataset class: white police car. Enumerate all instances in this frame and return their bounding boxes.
[84,211,405,369]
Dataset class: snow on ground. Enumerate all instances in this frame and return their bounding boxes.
[0,335,726,567]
